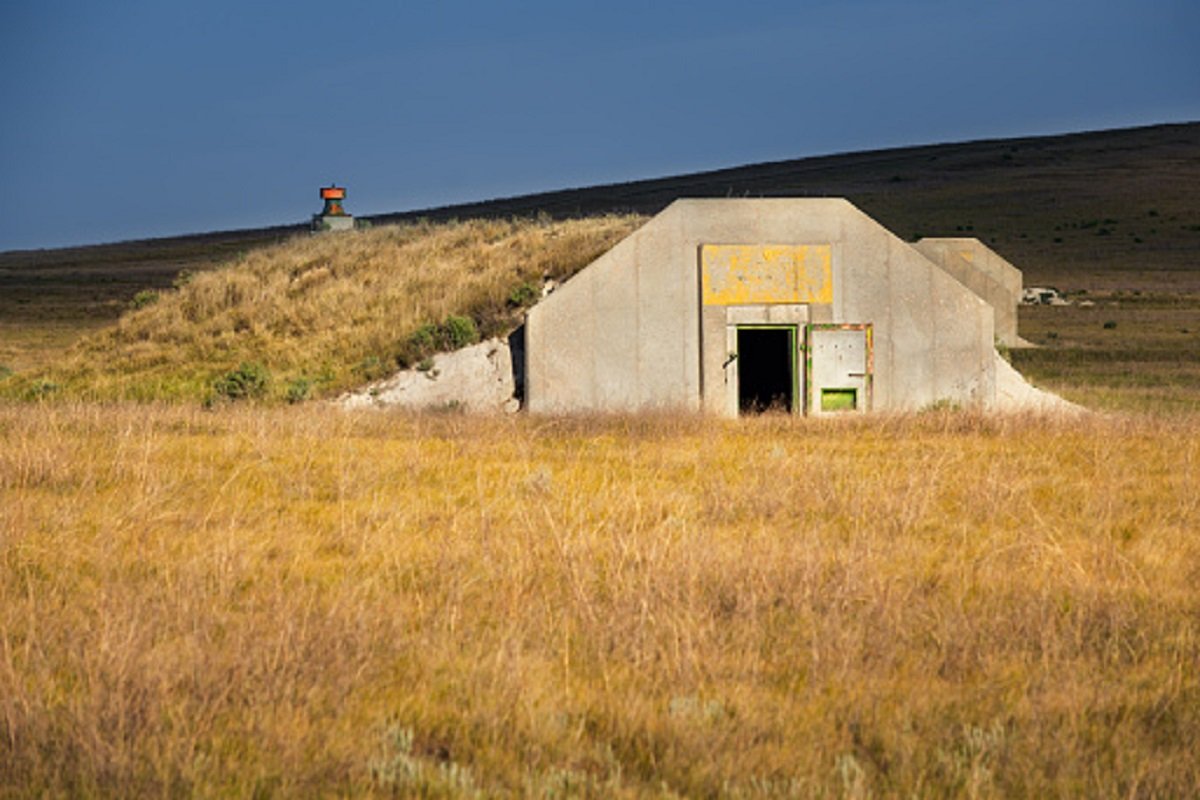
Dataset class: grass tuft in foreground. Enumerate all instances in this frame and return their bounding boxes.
[2,404,1198,796]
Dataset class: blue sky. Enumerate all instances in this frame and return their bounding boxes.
[2,0,1197,250]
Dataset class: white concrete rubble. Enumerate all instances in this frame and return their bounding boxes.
[339,338,519,413]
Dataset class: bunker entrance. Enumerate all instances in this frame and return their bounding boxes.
[737,326,796,414]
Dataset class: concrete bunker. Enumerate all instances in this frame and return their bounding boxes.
[525,198,1027,417]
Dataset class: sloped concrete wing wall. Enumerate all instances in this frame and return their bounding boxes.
[846,220,995,410]
[526,199,995,414]
[914,238,1023,347]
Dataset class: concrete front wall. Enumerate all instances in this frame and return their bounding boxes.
[525,206,698,412]
[526,199,995,414]
[914,238,1023,347]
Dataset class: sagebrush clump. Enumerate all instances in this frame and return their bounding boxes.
[211,361,269,401]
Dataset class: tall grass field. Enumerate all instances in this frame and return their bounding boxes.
[2,405,1198,797]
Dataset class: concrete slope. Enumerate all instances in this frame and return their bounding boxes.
[991,351,1083,413]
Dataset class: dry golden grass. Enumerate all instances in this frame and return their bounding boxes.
[2,403,1198,797]
[0,216,643,403]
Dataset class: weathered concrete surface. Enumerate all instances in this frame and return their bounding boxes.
[914,238,1028,347]
[339,337,518,413]
[526,199,997,415]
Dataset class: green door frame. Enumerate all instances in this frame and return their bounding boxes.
[735,324,800,414]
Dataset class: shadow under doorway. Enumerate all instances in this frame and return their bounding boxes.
[737,326,796,414]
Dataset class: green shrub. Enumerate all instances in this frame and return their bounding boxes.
[442,315,478,349]
[213,362,269,400]
[314,363,336,386]
[403,316,480,363]
[285,377,312,404]
[507,282,539,308]
[1103,320,1118,330]
[0,365,12,381]
[406,324,437,353]
[130,290,159,309]
[26,380,60,399]
[357,356,387,381]
[172,269,195,289]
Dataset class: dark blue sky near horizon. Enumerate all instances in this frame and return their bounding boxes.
[1,0,1197,251]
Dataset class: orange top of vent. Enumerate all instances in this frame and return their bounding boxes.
[320,186,346,200]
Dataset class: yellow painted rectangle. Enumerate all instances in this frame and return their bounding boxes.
[701,244,832,306]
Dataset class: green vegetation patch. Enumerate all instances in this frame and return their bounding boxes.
[129,290,159,310]
[399,315,479,368]
[211,362,270,402]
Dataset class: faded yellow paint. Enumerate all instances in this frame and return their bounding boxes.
[701,244,833,305]
[958,250,975,263]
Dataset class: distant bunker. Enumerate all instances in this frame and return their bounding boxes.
[525,199,1032,416]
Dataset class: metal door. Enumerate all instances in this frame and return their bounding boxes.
[806,324,872,414]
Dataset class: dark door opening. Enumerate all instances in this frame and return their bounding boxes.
[737,327,795,414]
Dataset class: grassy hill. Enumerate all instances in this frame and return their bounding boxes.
[0,217,641,402]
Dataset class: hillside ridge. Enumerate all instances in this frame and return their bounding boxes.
[3,121,1196,258]
[369,121,1200,225]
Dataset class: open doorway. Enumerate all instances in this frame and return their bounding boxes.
[736,326,796,413]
